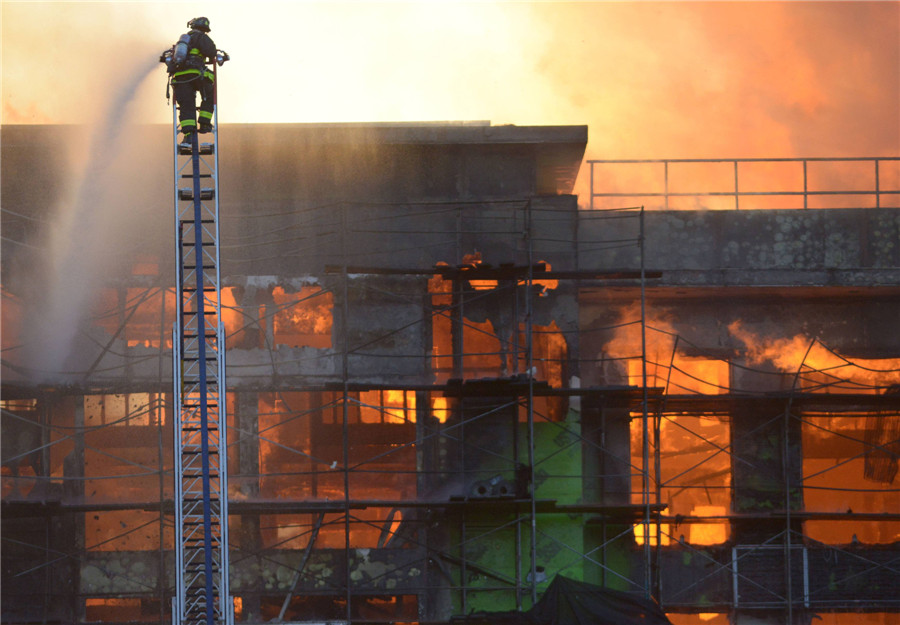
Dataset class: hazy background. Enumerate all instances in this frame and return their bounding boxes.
[3,0,898,162]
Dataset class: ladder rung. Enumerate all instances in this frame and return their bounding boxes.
[182,173,213,179]
[183,565,222,573]
[180,219,216,225]
[178,143,215,155]
[179,188,216,201]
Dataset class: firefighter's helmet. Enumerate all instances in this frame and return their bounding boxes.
[188,17,210,32]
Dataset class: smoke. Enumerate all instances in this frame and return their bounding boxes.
[22,56,160,380]
[522,2,900,206]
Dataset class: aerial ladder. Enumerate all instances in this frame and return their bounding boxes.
[162,47,233,625]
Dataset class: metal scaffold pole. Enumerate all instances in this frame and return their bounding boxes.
[170,58,232,625]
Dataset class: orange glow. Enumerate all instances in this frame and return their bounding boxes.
[688,506,728,545]
[633,521,670,546]
[607,303,729,393]
[429,267,454,382]
[271,286,334,349]
[85,598,142,622]
[458,255,559,293]
[1,464,36,499]
[520,321,568,421]
[673,357,729,394]
[729,321,900,393]
[803,412,900,545]
[531,260,558,294]
[464,318,504,377]
[589,158,900,211]
[430,271,568,390]
[260,509,407,550]
[431,396,450,423]
[627,356,730,395]
[631,413,731,545]
[85,599,140,607]
[81,285,332,352]
[360,389,416,424]
[525,321,567,386]
[84,392,165,427]
[87,287,176,349]
[667,614,729,625]
[461,252,498,291]
[257,392,315,500]
[219,286,243,345]
[467,279,498,291]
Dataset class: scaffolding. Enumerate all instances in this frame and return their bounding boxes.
[2,147,900,625]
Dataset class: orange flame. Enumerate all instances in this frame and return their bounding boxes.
[605,303,729,393]
[729,321,900,393]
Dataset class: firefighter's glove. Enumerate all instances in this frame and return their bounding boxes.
[216,50,230,66]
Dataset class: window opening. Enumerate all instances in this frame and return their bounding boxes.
[802,411,900,544]
[631,413,731,545]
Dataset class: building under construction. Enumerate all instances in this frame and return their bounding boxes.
[2,122,899,625]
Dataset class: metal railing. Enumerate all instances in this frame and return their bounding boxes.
[589,157,900,210]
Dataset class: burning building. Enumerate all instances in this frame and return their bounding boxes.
[2,122,899,625]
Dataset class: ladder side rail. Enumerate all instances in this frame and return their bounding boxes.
[190,134,217,625]
[211,59,231,619]
[172,325,185,622]
[212,65,223,323]
[173,100,187,624]
[217,321,230,616]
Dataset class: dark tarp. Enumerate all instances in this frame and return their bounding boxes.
[463,576,674,625]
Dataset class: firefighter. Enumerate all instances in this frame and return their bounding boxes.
[169,17,218,145]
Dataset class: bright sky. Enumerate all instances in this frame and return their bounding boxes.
[2,0,899,163]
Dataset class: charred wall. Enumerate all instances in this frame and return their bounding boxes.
[579,208,900,287]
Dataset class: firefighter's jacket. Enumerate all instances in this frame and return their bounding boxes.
[171,30,217,84]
